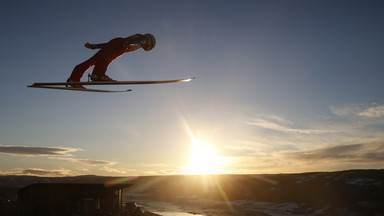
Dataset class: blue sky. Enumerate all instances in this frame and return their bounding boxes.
[1,0,384,176]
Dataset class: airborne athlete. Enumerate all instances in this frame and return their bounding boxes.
[28,33,194,92]
[67,33,156,87]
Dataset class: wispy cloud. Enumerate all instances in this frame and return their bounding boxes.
[1,168,71,177]
[331,103,384,119]
[0,145,81,156]
[285,141,384,163]
[78,159,115,165]
[358,105,384,118]
[101,166,126,174]
[21,168,71,176]
[47,157,116,166]
[328,103,384,140]
[330,104,363,118]
[246,117,332,134]
[219,140,384,174]
[212,106,384,174]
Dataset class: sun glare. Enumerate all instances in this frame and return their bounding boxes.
[185,139,224,175]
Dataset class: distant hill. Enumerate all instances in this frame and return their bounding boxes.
[123,169,384,215]
[1,169,383,215]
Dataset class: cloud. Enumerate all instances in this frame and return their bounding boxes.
[264,114,293,125]
[285,141,384,163]
[330,104,384,118]
[101,166,126,174]
[246,118,331,134]
[218,141,384,174]
[358,105,384,118]
[0,145,80,156]
[21,168,71,176]
[77,159,115,165]
[1,168,71,177]
[330,104,362,117]
[47,157,116,166]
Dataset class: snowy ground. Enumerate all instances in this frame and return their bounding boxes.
[125,195,326,216]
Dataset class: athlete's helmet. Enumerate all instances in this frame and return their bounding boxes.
[142,33,156,51]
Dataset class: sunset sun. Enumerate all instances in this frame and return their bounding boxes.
[185,139,224,175]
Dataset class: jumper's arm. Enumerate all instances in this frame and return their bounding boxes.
[121,34,145,47]
[84,42,106,49]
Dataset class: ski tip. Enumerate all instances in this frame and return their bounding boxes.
[184,77,195,82]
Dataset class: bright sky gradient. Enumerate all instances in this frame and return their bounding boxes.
[1,0,384,177]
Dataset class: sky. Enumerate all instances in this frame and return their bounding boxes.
[0,0,384,177]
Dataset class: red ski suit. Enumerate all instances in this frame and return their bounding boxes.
[69,37,140,82]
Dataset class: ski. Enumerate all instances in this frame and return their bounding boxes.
[29,85,132,93]
[28,78,195,87]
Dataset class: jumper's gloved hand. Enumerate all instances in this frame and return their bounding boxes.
[84,42,96,49]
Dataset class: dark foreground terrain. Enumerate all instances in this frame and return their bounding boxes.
[1,169,383,216]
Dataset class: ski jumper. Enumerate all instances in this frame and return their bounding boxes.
[69,37,142,82]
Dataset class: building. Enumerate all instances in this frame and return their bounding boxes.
[17,183,131,216]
